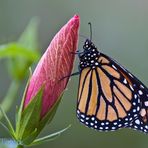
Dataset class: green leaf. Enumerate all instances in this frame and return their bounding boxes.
[0,106,15,139]
[0,43,39,60]
[18,17,39,51]
[30,125,71,146]
[0,42,40,80]
[16,86,44,144]
[0,17,40,80]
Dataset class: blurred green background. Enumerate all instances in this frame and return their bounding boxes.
[0,0,148,148]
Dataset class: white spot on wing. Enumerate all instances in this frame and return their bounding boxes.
[130,85,134,91]
[135,119,140,125]
[140,85,144,89]
[140,127,143,130]
[118,124,122,127]
[133,102,136,105]
[101,123,105,126]
[144,101,148,107]
[113,122,117,125]
[134,94,137,99]
[137,106,140,111]
[123,79,127,84]
[81,114,85,118]
[80,119,84,122]
[112,65,117,70]
[129,73,133,78]
[105,122,109,125]
[134,125,138,129]
[138,90,143,95]
[112,127,116,130]
[99,127,103,130]
[90,122,94,126]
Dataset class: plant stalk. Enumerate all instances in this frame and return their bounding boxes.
[16,144,24,148]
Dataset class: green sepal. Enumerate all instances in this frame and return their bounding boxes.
[22,92,63,145]
[15,86,43,143]
[22,128,37,145]
[15,73,65,146]
[15,69,32,135]
[37,93,63,133]
[30,125,71,146]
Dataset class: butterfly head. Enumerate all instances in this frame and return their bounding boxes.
[79,23,100,69]
[79,39,100,69]
[83,39,97,50]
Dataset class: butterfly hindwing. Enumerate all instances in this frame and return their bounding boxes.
[109,53,148,133]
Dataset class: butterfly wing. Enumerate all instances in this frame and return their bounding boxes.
[77,52,145,132]
[127,83,148,133]
[108,53,148,133]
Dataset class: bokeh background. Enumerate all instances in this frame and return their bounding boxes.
[0,0,148,148]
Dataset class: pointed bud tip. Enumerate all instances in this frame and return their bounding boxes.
[73,14,79,19]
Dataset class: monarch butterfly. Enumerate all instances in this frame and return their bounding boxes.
[77,23,148,133]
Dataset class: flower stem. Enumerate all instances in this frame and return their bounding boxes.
[0,81,20,119]
[16,144,24,148]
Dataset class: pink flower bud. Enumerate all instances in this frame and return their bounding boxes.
[24,15,80,118]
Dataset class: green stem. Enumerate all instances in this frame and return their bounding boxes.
[0,81,20,119]
[16,144,24,148]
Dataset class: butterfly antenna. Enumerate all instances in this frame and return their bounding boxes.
[88,22,92,40]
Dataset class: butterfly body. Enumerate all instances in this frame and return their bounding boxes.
[77,39,148,133]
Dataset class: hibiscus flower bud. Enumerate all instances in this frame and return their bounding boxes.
[24,14,79,117]
[15,15,80,145]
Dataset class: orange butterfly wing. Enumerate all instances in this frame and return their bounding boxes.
[77,53,141,131]
[77,39,148,133]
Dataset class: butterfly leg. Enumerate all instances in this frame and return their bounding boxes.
[59,71,80,82]
[70,50,84,58]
